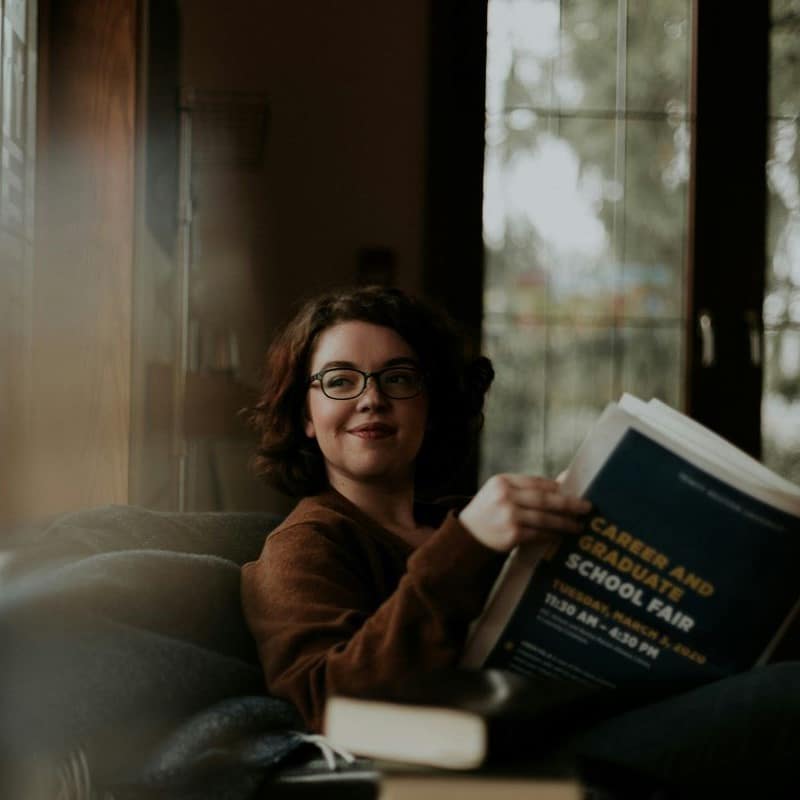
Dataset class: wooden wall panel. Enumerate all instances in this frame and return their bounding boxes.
[21,0,138,519]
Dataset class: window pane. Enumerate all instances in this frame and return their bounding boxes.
[765,119,800,315]
[486,0,561,113]
[543,323,615,475]
[480,319,547,479]
[616,323,683,406]
[762,327,800,485]
[626,0,691,113]
[622,119,689,319]
[557,0,618,111]
[484,112,619,321]
[770,0,800,118]
[554,115,619,319]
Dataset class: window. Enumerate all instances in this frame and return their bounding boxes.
[481,0,691,479]
[476,2,800,485]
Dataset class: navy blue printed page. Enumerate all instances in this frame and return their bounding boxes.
[484,430,800,687]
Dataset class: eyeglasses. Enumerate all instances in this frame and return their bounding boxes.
[308,366,425,400]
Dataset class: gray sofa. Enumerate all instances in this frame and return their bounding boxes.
[7,505,792,800]
[0,505,333,799]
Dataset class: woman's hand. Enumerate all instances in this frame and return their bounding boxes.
[459,474,591,553]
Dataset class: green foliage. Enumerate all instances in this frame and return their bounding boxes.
[482,0,800,483]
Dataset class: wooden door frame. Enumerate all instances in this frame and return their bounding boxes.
[686,2,769,457]
[24,0,139,518]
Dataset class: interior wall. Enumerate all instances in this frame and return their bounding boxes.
[130,0,431,513]
[179,0,430,339]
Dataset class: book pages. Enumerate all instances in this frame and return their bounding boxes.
[642,396,800,498]
[578,403,800,517]
[461,540,549,668]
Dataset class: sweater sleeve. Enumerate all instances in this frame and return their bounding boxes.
[240,512,504,732]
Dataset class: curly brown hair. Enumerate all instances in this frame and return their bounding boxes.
[248,285,494,498]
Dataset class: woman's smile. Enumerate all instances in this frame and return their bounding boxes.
[347,422,397,440]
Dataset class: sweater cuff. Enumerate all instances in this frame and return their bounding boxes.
[407,511,506,618]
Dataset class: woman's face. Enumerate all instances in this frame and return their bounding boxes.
[304,320,428,492]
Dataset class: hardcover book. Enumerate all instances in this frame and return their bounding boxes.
[324,668,597,776]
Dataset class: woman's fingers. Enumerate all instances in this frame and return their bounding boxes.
[512,486,592,516]
[513,507,587,535]
[502,474,561,493]
[499,474,591,514]
[460,473,593,552]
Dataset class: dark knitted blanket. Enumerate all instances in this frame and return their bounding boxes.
[0,505,311,799]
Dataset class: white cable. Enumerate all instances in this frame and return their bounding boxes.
[296,733,356,771]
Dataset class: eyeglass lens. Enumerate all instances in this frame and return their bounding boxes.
[320,367,423,399]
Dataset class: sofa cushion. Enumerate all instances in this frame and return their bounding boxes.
[0,504,306,799]
[3,504,283,579]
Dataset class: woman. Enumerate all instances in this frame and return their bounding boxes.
[242,286,800,795]
[241,285,590,733]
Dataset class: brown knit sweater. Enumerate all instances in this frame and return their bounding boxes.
[240,489,504,732]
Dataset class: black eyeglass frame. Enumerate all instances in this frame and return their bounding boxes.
[307,366,426,400]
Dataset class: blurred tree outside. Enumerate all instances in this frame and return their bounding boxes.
[481,0,800,486]
[764,0,800,484]
[481,0,690,479]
